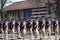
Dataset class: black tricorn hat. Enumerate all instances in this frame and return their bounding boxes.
[23,18,26,20]
[4,18,8,21]
[30,17,33,19]
[35,17,39,19]
[55,16,59,20]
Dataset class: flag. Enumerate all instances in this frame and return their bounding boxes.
[23,6,48,19]
[31,6,47,18]
[23,9,32,19]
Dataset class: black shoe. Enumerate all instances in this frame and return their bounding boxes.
[0,37,4,39]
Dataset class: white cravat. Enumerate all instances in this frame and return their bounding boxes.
[13,22,15,24]
[18,23,20,29]
[49,21,51,24]
[56,20,59,29]
[23,21,26,26]
[18,23,20,25]
[56,20,58,25]
[36,21,38,26]
[43,20,45,24]
[31,21,33,24]
[6,22,8,25]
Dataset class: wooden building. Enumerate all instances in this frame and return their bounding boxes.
[1,0,55,21]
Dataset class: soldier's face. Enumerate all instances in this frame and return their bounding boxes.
[18,21,20,23]
[2,21,4,23]
[36,18,39,20]
[30,19,33,21]
[24,20,26,22]
[52,19,54,21]
[48,18,51,21]
[13,20,15,22]
[42,18,45,21]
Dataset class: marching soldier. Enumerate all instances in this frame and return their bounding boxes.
[27,18,33,40]
[55,18,59,40]
[32,19,37,40]
[8,20,12,32]
[57,18,60,40]
[41,17,46,40]
[45,17,51,40]
[35,17,40,40]
[51,19,56,33]
[38,18,43,39]
[0,22,4,38]
[17,20,21,39]
[1,20,5,33]
[20,20,24,37]
[22,19,27,40]
[51,18,57,40]
[1,20,5,38]
[26,20,31,34]
[4,19,9,40]
[11,18,16,39]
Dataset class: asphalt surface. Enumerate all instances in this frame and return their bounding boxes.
[0,33,60,40]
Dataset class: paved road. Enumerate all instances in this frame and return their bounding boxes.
[0,33,60,40]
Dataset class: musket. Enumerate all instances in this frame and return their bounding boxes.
[29,22,33,40]
[56,20,59,34]
[35,21,40,40]
[42,21,46,35]
[17,23,21,39]
[5,22,8,40]
[1,23,4,39]
[23,21,26,40]
[42,20,46,40]
[12,23,15,39]
[48,21,51,40]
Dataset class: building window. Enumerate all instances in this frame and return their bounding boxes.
[18,10,20,18]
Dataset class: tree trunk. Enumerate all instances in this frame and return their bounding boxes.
[0,9,2,20]
[56,0,60,17]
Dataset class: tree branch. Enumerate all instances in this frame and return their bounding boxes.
[47,0,56,13]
